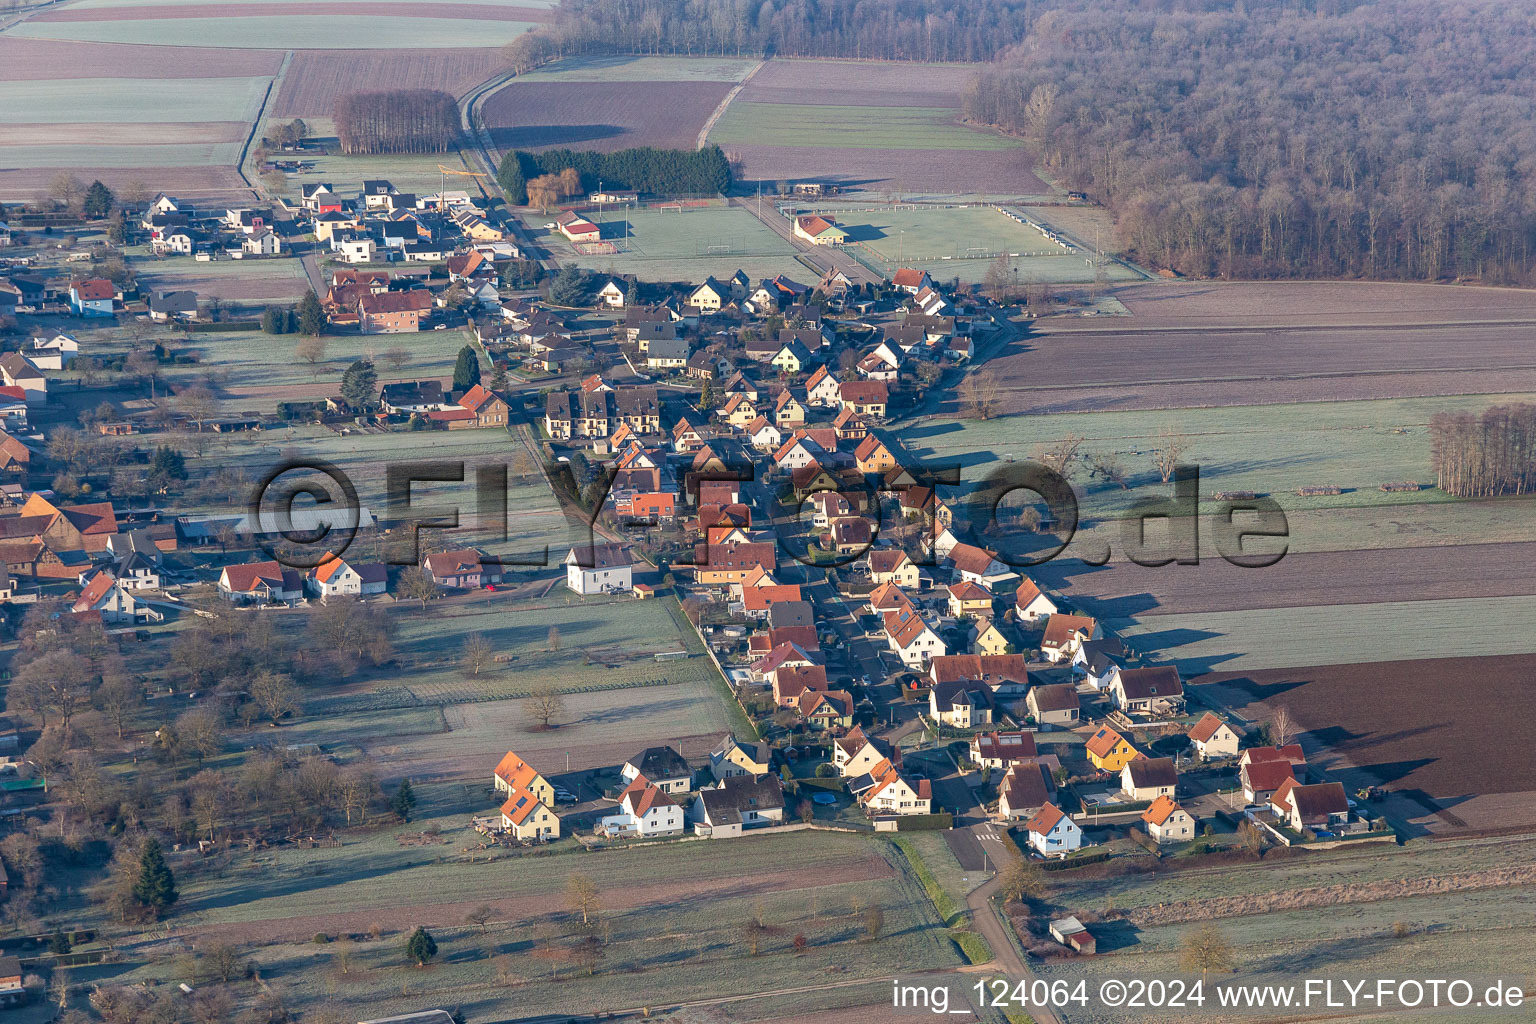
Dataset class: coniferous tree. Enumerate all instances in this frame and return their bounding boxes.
[390,778,417,820]
[133,838,179,914]
[297,290,326,336]
[404,926,437,966]
[340,359,379,412]
[452,346,482,392]
[82,180,114,219]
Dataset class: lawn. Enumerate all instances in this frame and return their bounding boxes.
[167,323,471,390]
[0,142,244,168]
[711,102,1021,151]
[258,121,485,198]
[8,15,542,48]
[383,592,718,700]
[135,257,312,304]
[518,204,809,283]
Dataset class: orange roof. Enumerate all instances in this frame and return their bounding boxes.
[493,750,543,791]
[1141,794,1183,826]
[1187,711,1230,744]
[622,775,678,816]
[743,584,802,611]
[1085,726,1128,759]
[1022,801,1067,835]
[500,789,547,825]
[1042,613,1096,648]
[72,571,117,612]
[1269,777,1298,813]
[311,550,350,584]
[868,580,913,612]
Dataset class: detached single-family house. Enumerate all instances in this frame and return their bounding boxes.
[1026,682,1081,728]
[851,759,932,816]
[1110,665,1185,717]
[1142,795,1196,844]
[1188,712,1241,760]
[218,560,303,604]
[492,750,554,804]
[69,279,115,317]
[947,580,994,617]
[1085,726,1137,773]
[805,365,842,407]
[998,761,1053,821]
[1272,780,1351,833]
[928,678,994,728]
[688,774,785,837]
[564,543,632,595]
[307,550,387,600]
[1041,613,1097,663]
[622,746,692,794]
[148,290,198,323]
[0,355,46,406]
[73,571,159,624]
[970,730,1038,771]
[424,548,500,589]
[29,334,78,370]
[885,604,945,667]
[1241,758,1297,805]
[797,689,854,730]
[869,549,921,588]
[834,725,899,779]
[601,775,683,838]
[1021,802,1082,858]
[1121,756,1178,802]
[1015,578,1059,623]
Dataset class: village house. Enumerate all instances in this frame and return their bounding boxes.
[72,571,160,624]
[218,560,303,604]
[29,333,78,370]
[1014,578,1059,623]
[838,380,888,418]
[1121,756,1178,802]
[1142,795,1196,844]
[970,730,1038,771]
[868,549,921,588]
[0,354,45,406]
[891,267,934,294]
[69,278,115,317]
[601,776,683,838]
[456,384,510,428]
[792,214,847,245]
[688,774,785,838]
[885,604,946,667]
[1241,758,1297,805]
[1026,682,1081,728]
[564,543,632,595]
[929,653,1032,698]
[1188,712,1242,759]
[851,759,932,816]
[928,678,994,728]
[805,365,842,407]
[424,548,500,588]
[1271,780,1351,833]
[854,434,898,474]
[797,688,854,730]
[148,290,198,323]
[1041,613,1097,663]
[1021,802,1083,858]
[359,290,433,333]
[998,761,1053,821]
[834,725,899,778]
[500,789,560,840]
[622,746,692,794]
[709,735,771,781]
[306,550,387,600]
[1085,725,1138,773]
[1110,665,1186,717]
[947,580,994,617]
[1075,636,1125,691]
[945,542,1016,590]
[969,617,1011,657]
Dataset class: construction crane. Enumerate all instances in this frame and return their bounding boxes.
[436,164,490,210]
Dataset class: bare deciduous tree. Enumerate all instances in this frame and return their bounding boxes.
[463,633,494,676]
[525,685,565,731]
[1154,428,1191,484]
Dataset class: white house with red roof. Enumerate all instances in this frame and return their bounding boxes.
[1141,795,1195,844]
[307,551,387,600]
[1014,578,1059,623]
[850,759,932,816]
[218,560,303,604]
[1187,712,1241,760]
[73,570,160,624]
[1021,802,1083,858]
[884,604,945,667]
[601,775,684,837]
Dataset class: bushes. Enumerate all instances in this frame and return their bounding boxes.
[891,836,961,926]
[950,929,992,965]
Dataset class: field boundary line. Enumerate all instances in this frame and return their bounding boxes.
[238,49,292,200]
[696,56,765,149]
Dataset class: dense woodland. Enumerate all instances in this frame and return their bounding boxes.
[497,145,732,204]
[963,0,1536,282]
[1430,404,1536,498]
[334,90,459,155]
[503,0,1037,65]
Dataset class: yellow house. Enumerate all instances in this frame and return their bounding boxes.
[855,434,898,474]
[711,735,771,779]
[773,391,807,428]
[1085,726,1138,773]
[970,619,1011,657]
[947,580,994,617]
[771,343,808,374]
[493,750,554,806]
[721,393,757,428]
[501,790,560,840]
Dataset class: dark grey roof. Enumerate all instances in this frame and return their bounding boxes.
[696,774,783,825]
[628,745,689,780]
[149,290,197,314]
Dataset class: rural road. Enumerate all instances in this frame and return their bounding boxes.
[964,821,1067,1024]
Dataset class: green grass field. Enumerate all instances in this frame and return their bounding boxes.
[519,203,809,283]
[793,202,1138,285]
[8,16,541,48]
[712,102,1021,152]
[165,324,471,391]
[0,142,244,168]
[259,121,486,198]
[0,76,270,123]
